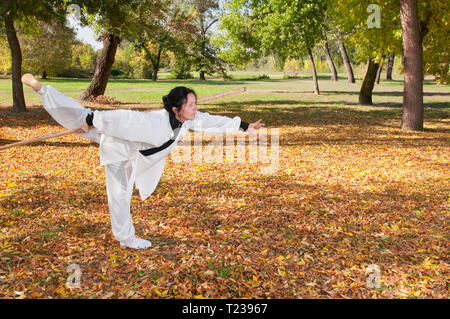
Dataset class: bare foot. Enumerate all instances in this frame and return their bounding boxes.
[21,73,42,92]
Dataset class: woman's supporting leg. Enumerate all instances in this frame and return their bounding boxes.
[104,161,152,249]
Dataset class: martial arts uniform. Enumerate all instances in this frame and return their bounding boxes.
[37,86,249,248]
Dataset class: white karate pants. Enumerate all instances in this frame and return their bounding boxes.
[38,86,135,243]
[104,161,135,243]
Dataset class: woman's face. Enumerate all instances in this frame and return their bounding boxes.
[173,93,197,122]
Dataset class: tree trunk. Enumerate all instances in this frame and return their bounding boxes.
[400,0,423,131]
[337,37,355,83]
[199,71,206,81]
[359,58,379,105]
[81,32,120,101]
[5,15,26,112]
[42,70,47,80]
[152,48,162,82]
[324,35,338,81]
[386,55,394,80]
[375,63,383,84]
[307,48,320,95]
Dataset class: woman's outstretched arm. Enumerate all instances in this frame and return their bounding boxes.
[188,110,265,135]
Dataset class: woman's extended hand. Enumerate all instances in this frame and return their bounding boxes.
[248,119,265,136]
[76,119,90,133]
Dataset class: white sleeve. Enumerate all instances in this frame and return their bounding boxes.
[92,109,161,143]
[189,110,242,134]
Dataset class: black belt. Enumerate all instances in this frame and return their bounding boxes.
[139,138,176,156]
[139,127,181,156]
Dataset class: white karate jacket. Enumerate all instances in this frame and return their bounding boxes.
[39,85,243,201]
[92,108,243,200]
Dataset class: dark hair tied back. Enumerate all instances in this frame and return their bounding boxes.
[163,87,196,114]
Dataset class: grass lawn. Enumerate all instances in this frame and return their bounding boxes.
[0,72,448,298]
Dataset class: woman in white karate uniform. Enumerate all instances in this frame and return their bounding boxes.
[22,74,264,249]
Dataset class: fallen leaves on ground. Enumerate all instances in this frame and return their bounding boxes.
[0,102,448,299]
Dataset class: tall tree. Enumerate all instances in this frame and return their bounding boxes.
[323,33,338,81]
[330,0,446,129]
[188,0,225,80]
[375,56,384,84]
[308,49,320,94]
[218,0,326,94]
[398,0,447,129]
[386,54,395,80]
[359,58,379,104]
[399,0,423,130]
[336,36,355,83]
[71,0,141,101]
[4,13,25,112]
[130,1,195,81]
[80,32,120,100]
[0,0,65,112]
[331,0,402,105]
[325,1,356,83]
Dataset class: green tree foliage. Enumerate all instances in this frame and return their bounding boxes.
[420,0,449,84]
[113,42,159,79]
[215,0,261,67]
[218,0,326,92]
[329,0,448,83]
[0,0,66,111]
[70,0,143,100]
[21,22,75,79]
[70,0,139,38]
[329,0,402,65]
[169,55,194,79]
[70,42,98,77]
[0,21,97,79]
[186,0,227,80]
[329,1,402,104]
[128,0,195,81]
[329,0,448,130]
[0,34,11,74]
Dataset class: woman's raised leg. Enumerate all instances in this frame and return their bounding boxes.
[21,73,100,143]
